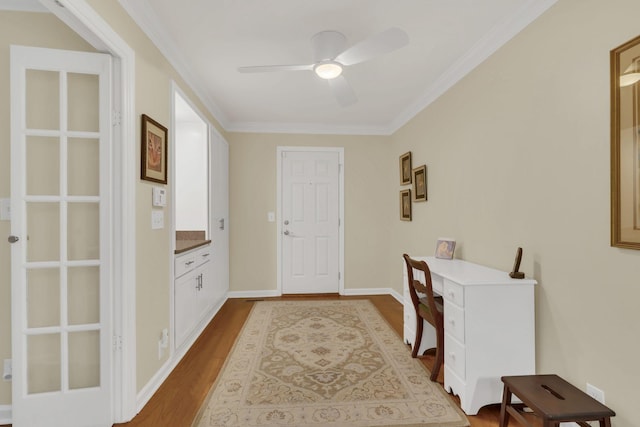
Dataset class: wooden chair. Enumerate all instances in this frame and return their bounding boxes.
[403,254,444,381]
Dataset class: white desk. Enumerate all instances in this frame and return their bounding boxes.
[402,256,537,415]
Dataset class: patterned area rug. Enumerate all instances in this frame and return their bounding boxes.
[193,300,469,427]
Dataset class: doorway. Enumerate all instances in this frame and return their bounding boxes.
[277,147,344,294]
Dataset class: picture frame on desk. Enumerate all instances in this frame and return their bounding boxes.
[435,238,455,259]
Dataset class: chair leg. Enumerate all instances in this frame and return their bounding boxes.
[430,323,444,381]
[412,317,423,358]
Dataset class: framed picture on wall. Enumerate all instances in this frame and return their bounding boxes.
[399,151,412,185]
[400,189,412,221]
[141,114,168,184]
[611,34,640,249]
[413,165,427,202]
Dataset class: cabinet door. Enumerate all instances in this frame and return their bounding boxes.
[175,271,197,348]
[196,261,212,320]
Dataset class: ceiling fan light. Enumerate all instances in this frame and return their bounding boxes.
[314,62,342,80]
[620,72,640,87]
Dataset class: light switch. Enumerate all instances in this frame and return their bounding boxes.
[152,187,166,207]
[151,211,164,229]
[267,211,275,222]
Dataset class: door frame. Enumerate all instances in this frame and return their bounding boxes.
[276,146,344,295]
[38,0,138,422]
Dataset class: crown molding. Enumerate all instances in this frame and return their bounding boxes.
[0,0,47,12]
[225,120,393,136]
[117,0,230,129]
[388,0,558,134]
[119,0,557,136]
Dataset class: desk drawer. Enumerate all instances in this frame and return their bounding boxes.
[444,279,464,307]
[445,334,466,380]
[444,300,465,343]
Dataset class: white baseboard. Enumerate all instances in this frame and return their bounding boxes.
[342,287,403,303]
[136,296,227,413]
[227,290,281,299]
[228,288,404,303]
[0,404,11,424]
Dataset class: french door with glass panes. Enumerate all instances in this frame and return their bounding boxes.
[10,46,113,427]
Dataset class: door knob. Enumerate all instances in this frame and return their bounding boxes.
[284,230,290,236]
[7,235,19,243]
[284,220,289,225]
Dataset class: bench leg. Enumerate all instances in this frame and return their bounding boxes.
[499,384,512,427]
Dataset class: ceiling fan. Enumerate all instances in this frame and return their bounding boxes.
[238,28,409,107]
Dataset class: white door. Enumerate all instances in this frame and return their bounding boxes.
[281,150,341,294]
[10,46,113,427]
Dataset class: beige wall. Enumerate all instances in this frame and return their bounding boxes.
[227,132,395,293]
[390,1,640,425]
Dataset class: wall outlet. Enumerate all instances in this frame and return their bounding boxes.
[586,383,605,404]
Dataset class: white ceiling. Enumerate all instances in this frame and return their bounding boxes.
[19,0,557,135]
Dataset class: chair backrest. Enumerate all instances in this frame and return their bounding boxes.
[403,254,439,320]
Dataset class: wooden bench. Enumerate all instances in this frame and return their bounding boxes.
[499,375,615,427]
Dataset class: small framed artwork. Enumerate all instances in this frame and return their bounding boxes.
[400,189,412,221]
[399,151,412,185]
[435,238,456,259]
[413,165,427,202]
[141,114,168,184]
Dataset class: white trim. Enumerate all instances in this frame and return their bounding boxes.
[37,0,138,422]
[276,146,344,295]
[227,290,281,299]
[118,0,556,137]
[0,405,11,424]
[342,288,403,304]
[136,298,226,412]
[117,0,229,129]
[225,120,391,136]
[388,0,558,133]
[0,0,47,12]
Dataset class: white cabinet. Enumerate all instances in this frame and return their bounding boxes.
[403,256,536,415]
[174,245,213,349]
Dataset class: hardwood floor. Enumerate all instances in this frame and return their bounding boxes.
[115,294,540,427]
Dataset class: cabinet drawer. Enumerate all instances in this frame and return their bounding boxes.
[175,255,197,278]
[443,279,464,307]
[444,300,465,343]
[445,334,466,380]
[195,247,212,267]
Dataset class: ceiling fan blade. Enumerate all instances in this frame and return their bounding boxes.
[328,75,357,107]
[311,31,347,62]
[335,27,409,66]
[238,64,314,73]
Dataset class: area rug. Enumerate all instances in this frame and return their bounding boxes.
[193,300,469,427]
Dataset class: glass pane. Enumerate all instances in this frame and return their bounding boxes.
[68,138,99,196]
[27,333,61,394]
[68,203,99,260]
[27,203,60,262]
[69,330,100,389]
[27,268,60,328]
[67,73,99,132]
[26,136,60,196]
[68,266,99,325]
[26,70,59,130]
